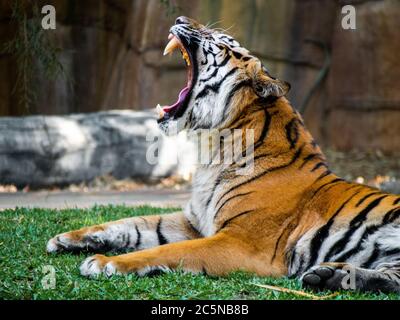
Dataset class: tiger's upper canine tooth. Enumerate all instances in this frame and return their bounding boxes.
[163,36,180,56]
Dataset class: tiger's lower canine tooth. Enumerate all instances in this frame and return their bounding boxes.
[182,52,191,66]
[156,104,165,119]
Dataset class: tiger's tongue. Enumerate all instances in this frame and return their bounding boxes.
[162,86,190,113]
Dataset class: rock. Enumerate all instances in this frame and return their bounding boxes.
[380,181,400,195]
[0,110,195,188]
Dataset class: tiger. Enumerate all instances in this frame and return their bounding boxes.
[47,16,400,294]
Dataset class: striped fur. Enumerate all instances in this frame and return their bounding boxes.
[48,17,400,293]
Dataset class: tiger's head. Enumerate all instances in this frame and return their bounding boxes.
[157,16,290,135]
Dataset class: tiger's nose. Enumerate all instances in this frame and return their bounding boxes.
[175,16,191,25]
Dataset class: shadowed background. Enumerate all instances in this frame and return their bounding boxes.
[0,0,399,152]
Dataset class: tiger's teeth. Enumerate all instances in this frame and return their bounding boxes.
[156,104,165,119]
[163,36,180,56]
[182,51,191,66]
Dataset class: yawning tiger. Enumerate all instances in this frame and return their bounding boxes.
[47,17,400,294]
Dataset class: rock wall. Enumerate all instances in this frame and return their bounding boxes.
[0,0,399,151]
[325,0,400,151]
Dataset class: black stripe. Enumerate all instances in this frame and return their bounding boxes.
[347,195,387,227]
[228,109,255,129]
[214,192,253,220]
[195,67,238,100]
[305,189,362,270]
[187,108,194,124]
[271,227,287,263]
[225,79,252,108]
[324,195,387,261]
[216,145,305,208]
[384,248,400,257]
[311,162,328,172]
[201,47,209,65]
[156,218,168,245]
[361,243,380,269]
[393,198,400,206]
[232,50,243,60]
[287,247,297,275]
[237,109,274,163]
[87,258,96,269]
[355,191,381,207]
[219,35,231,41]
[335,207,400,262]
[299,153,325,169]
[321,179,346,194]
[315,170,332,182]
[383,207,400,224]
[335,225,380,262]
[235,106,271,157]
[126,233,131,248]
[217,52,232,68]
[251,152,275,162]
[254,109,271,149]
[200,68,218,83]
[285,118,299,149]
[121,233,126,245]
[217,210,254,232]
[310,178,344,199]
[135,225,142,249]
[204,177,222,210]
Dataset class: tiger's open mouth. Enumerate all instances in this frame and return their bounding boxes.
[157,33,195,122]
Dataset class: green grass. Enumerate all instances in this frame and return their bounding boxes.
[0,205,398,300]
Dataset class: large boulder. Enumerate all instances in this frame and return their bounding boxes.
[0,110,195,188]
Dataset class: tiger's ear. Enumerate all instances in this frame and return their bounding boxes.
[253,73,290,98]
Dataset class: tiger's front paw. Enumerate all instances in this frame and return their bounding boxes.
[47,231,110,254]
[46,234,77,253]
[80,255,121,278]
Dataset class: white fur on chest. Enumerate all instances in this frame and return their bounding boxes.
[184,164,226,237]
